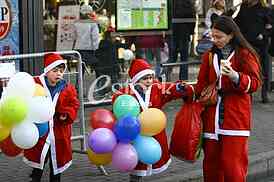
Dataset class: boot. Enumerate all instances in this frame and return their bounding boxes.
[129,174,143,182]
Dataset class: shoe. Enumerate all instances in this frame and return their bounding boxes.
[129,175,143,182]
[262,97,269,103]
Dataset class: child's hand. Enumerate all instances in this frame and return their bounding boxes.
[60,114,67,121]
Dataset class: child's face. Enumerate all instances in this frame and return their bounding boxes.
[46,65,65,86]
[138,74,154,88]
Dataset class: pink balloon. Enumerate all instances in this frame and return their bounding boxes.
[111,143,138,172]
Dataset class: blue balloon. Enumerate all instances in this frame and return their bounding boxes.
[114,115,140,143]
[35,122,49,138]
[133,135,162,165]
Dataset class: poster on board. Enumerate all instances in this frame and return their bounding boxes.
[116,0,169,31]
[56,5,80,51]
[0,0,19,72]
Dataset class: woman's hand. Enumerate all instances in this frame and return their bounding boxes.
[221,62,239,83]
[59,113,68,121]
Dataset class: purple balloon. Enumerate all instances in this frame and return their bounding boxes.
[112,143,138,172]
[88,128,117,154]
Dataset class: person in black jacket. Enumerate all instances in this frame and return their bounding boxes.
[94,27,119,98]
[169,0,196,80]
[234,0,272,103]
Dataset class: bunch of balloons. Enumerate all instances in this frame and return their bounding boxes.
[0,72,54,157]
[87,94,167,172]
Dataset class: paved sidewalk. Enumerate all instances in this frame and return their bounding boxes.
[1,91,274,182]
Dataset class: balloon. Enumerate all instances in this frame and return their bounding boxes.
[0,96,28,127]
[133,135,162,165]
[0,124,10,142]
[87,147,112,166]
[112,143,138,172]
[35,122,49,138]
[90,109,116,129]
[139,108,167,136]
[0,136,23,157]
[114,115,140,143]
[88,128,117,154]
[113,95,140,119]
[5,72,35,98]
[123,49,134,61]
[11,122,39,149]
[26,96,54,123]
[34,84,46,96]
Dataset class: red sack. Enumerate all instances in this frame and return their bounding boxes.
[170,101,204,162]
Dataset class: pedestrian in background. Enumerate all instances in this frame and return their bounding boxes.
[73,4,100,73]
[170,0,196,80]
[204,0,226,38]
[183,16,261,181]
[112,59,185,182]
[24,53,80,182]
[234,0,272,103]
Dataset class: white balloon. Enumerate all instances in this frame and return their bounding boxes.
[27,96,54,123]
[11,121,39,149]
[6,72,35,98]
[123,49,134,61]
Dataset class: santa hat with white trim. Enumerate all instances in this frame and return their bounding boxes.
[43,53,67,75]
[128,59,155,84]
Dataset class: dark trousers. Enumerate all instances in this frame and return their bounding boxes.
[255,45,270,101]
[30,151,61,182]
[168,34,191,80]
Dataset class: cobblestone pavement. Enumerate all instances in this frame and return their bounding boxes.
[1,90,274,182]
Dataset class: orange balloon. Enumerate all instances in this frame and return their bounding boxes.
[139,108,167,136]
[34,84,46,96]
[0,124,10,142]
[87,148,112,166]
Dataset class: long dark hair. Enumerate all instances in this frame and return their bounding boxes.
[212,16,260,65]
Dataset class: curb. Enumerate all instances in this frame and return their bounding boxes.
[149,150,274,182]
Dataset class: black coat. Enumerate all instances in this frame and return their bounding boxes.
[234,3,272,48]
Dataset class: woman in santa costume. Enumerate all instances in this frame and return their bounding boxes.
[183,16,261,182]
[112,58,185,182]
[24,53,80,182]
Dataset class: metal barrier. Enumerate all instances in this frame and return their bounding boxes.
[161,60,201,82]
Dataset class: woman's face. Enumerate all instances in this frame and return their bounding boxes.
[211,28,233,49]
[215,0,225,9]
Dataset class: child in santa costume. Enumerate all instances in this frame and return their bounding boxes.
[112,58,185,182]
[24,53,80,182]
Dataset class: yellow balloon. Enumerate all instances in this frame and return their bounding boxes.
[139,108,167,136]
[87,148,112,166]
[34,84,46,96]
[0,124,10,142]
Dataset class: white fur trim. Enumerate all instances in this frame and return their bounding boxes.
[53,160,72,174]
[217,129,250,136]
[245,76,251,93]
[130,159,172,176]
[44,59,66,74]
[203,132,219,140]
[131,69,155,84]
[23,142,50,169]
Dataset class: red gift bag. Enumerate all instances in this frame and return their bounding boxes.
[170,101,204,162]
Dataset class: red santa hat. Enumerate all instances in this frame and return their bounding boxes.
[128,59,155,84]
[43,53,66,74]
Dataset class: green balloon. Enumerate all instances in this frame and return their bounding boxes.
[0,96,28,127]
[113,95,140,119]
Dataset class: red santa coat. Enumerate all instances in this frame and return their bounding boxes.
[24,76,80,175]
[112,80,183,176]
[184,48,261,140]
